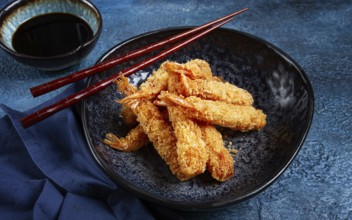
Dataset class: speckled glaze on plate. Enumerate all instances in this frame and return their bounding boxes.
[82,27,314,210]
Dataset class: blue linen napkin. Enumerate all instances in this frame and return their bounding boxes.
[0,82,182,220]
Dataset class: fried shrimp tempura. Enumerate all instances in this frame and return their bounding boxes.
[167,106,208,177]
[166,63,209,177]
[167,70,254,106]
[168,59,213,79]
[199,123,234,182]
[158,92,266,132]
[163,65,209,177]
[103,125,149,152]
[120,61,170,102]
[139,62,169,95]
[104,77,147,151]
[120,98,192,181]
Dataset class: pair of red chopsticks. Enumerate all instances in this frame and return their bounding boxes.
[20,8,248,128]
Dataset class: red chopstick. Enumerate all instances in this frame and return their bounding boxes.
[30,8,248,97]
[20,9,248,128]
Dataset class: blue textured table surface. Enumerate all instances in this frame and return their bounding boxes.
[1,0,351,219]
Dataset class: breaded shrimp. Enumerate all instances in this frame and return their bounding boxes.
[199,123,234,182]
[103,125,149,152]
[166,59,214,80]
[103,76,148,151]
[167,70,254,106]
[138,62,169,94]
[166,62,209,177]
[157,92,266,132]
[119,98,192,181]
[184,59,213,78]
[167,106,208,177]
[119,61,170,102]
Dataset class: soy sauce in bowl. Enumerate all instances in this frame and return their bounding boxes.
[12,13,93,57]
[0,0,102,70]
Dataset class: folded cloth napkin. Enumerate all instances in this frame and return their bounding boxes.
[0,82,182,220]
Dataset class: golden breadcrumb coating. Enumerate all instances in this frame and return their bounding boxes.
[167,106,208,177]
[119,62,170,102]
[138,62,169,96]
[121,99,193,181]
[199,123,234,182]
[178,59,213,79]
[171,72,254,105]
[158,92,266,132]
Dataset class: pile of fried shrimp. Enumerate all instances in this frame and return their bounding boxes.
[103,59,266,182]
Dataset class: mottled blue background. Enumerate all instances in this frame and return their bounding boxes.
[0,0,351,219]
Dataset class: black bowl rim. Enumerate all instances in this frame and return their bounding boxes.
[82,27,315,211]
[0,0,102,60]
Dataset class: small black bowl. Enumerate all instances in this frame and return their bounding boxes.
[0,0,102,71]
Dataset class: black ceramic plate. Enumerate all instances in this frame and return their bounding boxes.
[82,27,314,210]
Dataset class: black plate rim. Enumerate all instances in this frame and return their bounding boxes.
[82,27,315,211]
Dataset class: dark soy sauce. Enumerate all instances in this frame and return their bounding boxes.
[12,13,93,57]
